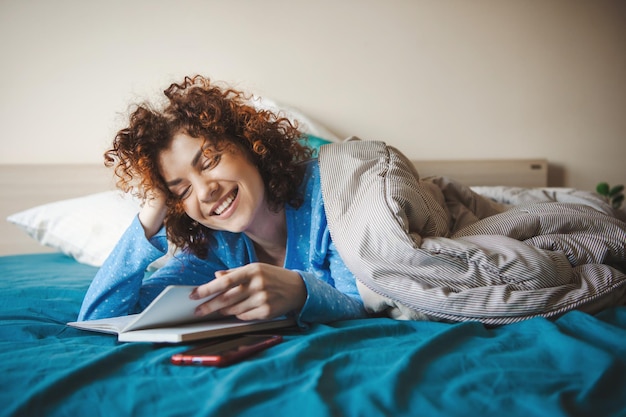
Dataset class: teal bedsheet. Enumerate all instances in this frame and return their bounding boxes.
[1,253,625,417]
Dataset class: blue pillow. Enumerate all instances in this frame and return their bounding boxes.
[300,134,333,156]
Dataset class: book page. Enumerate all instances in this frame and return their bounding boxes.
[67,285,222,334]
[67,314,138,334]
[122,285,222,332]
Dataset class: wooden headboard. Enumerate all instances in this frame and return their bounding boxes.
[0,159,548,256]
[412,159,548,188]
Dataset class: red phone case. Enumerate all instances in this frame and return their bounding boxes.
[171,335,283,367]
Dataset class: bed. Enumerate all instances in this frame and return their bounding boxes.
[2,129,626,416]
[1,251,625,417]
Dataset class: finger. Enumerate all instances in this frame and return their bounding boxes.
[194,284,249,317]
[189,268,245,300]
[217,290,271,318]
[231,303,274,321]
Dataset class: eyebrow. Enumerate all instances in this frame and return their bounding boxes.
[165,148,204,187]
[191,148,204,167]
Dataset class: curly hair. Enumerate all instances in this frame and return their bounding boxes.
[105,75,313,258]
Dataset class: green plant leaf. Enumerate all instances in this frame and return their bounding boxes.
[612,194,624,209]
[608,184,624,197]
[596,182,610,195]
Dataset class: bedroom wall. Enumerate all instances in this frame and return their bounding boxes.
[1,0,624,192]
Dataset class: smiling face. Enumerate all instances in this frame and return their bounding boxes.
[158,131,268,234]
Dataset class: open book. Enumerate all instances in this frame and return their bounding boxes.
[67,285,296,343]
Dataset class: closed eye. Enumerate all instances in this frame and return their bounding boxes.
[177,186,192,199]
[202,153,221,171]
[174,154,220,199]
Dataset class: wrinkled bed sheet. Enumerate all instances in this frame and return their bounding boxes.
[319,140,626,325]
[2,253,626,417]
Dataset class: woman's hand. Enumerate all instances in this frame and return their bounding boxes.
[190,263,307,321]
[138,189,168,239]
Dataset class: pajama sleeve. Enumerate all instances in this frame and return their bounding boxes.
[297,270,368,325]
[77,216,228,320]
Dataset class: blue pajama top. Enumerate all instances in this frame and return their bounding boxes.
[78,159,367,325]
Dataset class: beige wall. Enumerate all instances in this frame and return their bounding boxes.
[1,0,624,191]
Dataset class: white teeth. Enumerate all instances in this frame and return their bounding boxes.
[213,191,236,215]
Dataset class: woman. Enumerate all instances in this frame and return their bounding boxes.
[78,75,368,326]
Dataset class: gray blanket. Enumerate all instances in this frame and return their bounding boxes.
[319,140,626,325]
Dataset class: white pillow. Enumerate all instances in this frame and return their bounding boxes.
[7,191,141,267]
[251,96,340,142]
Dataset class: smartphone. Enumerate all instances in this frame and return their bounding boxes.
[170,334,283,367]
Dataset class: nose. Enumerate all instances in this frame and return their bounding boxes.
[196,180,219,203]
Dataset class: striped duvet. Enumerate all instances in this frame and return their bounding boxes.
[319,140,626,325]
